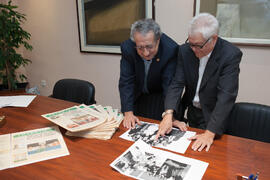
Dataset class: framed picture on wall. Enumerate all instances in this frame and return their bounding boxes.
[194,0,270,46]
[76,0,155,54]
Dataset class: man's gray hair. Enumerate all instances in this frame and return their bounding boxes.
[188,13,219,39]
[130,18,162,42]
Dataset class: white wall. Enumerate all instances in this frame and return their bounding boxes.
[16,0,270,108]
[18,0,121,107]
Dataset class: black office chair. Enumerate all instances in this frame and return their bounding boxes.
[225,102,270,143]
[51,79,96,105]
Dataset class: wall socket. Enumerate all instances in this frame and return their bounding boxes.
[41,80,46,87]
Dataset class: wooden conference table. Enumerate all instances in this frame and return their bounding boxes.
[0,93,270,180]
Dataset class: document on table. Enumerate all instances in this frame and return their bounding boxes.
[0,126,69,170]
[110,139,208,180]
[42,105,106,132]
[0,95,36,107]
[120,121,196,154]
[65,104,123,140]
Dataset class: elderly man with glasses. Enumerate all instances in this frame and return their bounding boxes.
[156,13,242,152]
[119,19,178,129]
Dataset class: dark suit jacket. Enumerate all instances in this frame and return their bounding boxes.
[119,33,178,113]
[165,37,242,135]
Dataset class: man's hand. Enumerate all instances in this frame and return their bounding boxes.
[123,111,141,129]
[188,130,215,152]
[172,120,187,131]
[155,113,173,140]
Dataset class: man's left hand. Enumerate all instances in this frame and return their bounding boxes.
[188,130,215,152]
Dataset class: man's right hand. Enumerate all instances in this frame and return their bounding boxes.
[123,111,141,129]
[155,112,174,140]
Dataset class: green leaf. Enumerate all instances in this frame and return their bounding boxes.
[0,0,32,90]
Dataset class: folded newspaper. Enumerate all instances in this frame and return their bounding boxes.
[42,104,123,140]
[110,140,208,180]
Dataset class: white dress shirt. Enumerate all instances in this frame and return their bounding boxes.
[193,52,212,108]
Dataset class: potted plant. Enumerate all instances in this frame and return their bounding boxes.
[0,0,32,90]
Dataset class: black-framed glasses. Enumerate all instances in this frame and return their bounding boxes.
[185,37,211,49]
[135,44,155,51]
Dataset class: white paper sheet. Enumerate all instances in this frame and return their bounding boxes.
[0,95,36,107]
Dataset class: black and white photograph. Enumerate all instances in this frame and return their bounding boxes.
[155,159,190,180]
[120,122,196,154]
[110,140,208,180]
[113,145,190,180]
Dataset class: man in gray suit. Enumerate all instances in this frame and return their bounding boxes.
[156,13,242,151]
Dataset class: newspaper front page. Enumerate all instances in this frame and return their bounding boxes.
[66,104,123,140]
[0,126,69,170]
[120,121,196,154]
[110,140,208,180]
[42,105,106,132]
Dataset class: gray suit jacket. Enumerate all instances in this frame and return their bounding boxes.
[165,37,242,135]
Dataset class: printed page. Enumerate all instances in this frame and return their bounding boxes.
[10,126,69,168]
[66,105,123,140]
[110,140,208,180]
[114,108,124,126]
[91,104,109,118]
[104,106,114,120]
[42,106,106,132]
[0,134,11,170]
[78,104,107,119]
[120,121,196,154]
[87,105,124,129]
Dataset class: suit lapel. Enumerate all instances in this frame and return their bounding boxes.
[199,56,218,89]
[147,48,161,85]
[189,54,199,90]
[135,54,145,88]
[199,38,221,90]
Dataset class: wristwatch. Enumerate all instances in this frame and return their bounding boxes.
[162,110,173,118]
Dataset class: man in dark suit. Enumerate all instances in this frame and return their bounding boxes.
[156,13,242,151]
[119,19,178,129]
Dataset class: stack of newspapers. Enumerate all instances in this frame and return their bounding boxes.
[41,104,123,140]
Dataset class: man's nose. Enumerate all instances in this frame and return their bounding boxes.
[191,46,197,51]
[191,46,200,53]
[142,48,150,56]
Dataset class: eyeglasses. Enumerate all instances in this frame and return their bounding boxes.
[135,44,155,51]
[185,37,211,49]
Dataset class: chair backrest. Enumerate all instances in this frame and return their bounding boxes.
[52,79,96,105]
[225,102,270,143]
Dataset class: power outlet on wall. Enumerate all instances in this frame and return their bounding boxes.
[41,80,46,87]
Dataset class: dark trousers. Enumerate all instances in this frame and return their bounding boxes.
[187,105,207,129]
[134,93,164,120]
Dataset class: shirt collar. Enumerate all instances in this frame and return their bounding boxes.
[200,51,212,60]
